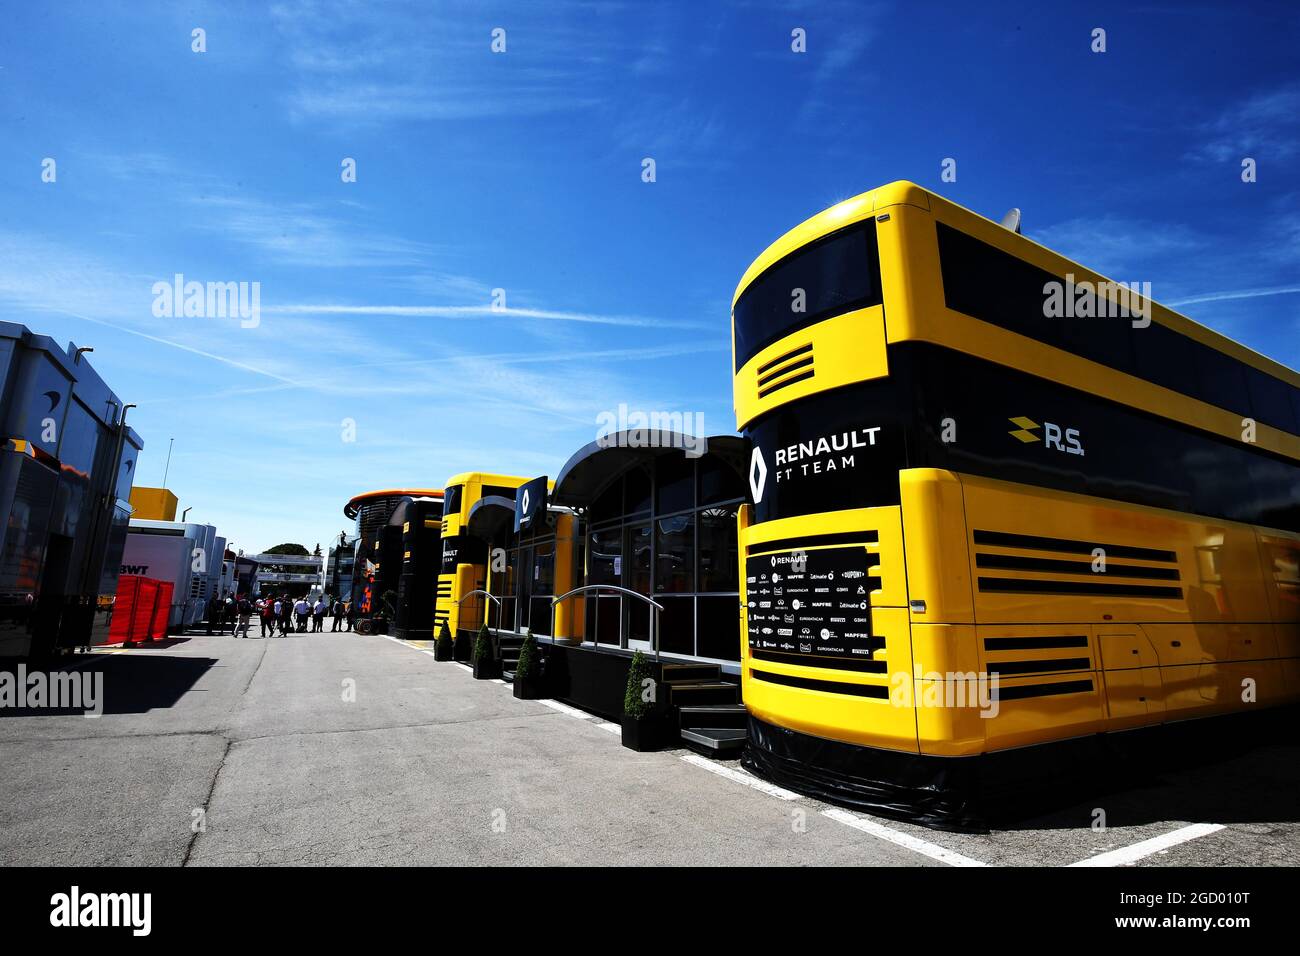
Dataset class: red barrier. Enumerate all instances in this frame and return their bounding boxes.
[150,581,174,640]
[109,576,143,644]
[110,575,173,644]
[133,579,157,642]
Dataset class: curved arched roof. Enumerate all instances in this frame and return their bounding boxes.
[465,495,516,539]
[344,488,443,520]
[551,432,747,507]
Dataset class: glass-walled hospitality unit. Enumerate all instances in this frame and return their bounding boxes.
[475,434,749,666]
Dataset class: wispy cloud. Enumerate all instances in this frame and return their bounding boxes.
[268,1,630,125]
[1188,83,1300,163]
[1032,215,1206,281]
[262,302,711,329]
[191,195,438,268]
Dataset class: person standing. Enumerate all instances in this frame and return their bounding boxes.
[345,601,355,632]
[294,596,310,632]
[331,597,344,631]
[279,596,292,636]
[312,597,326,632]
[235,595,253,638]
[260,596,275,637]
[206,595,221,636]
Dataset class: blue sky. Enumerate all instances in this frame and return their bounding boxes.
[1,1,1297,555]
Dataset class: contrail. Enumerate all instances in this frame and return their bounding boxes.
[44,308,301,385]
[262,303,709,329]
[1166,285,1300,307]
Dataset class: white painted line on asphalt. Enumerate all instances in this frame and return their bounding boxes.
[680,753,802,801]
[1068,823,1226,867]
[821,808,988,867]
[536,699,595,720]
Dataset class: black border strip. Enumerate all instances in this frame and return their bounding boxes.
[973,529,1176,563]
[983,635,1089,650]
[993,679,1094,701]
[986,657,1092,675]
[750,668,890,698]
[749,648,888,673]
[978,577,1183,599]
[746,531,879,555]
[975,552,1180,580]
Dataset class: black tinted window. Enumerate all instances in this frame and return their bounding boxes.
[936,222,1296,433]
[733,222,881,371]
[442,486,461,518]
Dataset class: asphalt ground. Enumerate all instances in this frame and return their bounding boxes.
[1,633,1295,867]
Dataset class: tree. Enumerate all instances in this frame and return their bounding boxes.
[264,543,309,556]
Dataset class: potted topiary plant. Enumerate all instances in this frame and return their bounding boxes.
[620,650,664,751]
[434,621,454,661]
[513,629,543,699]
[471,623,500,679]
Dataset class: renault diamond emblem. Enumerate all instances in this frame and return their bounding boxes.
[749,446,768,502]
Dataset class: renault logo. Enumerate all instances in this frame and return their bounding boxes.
[1008,416,1040,443]
[749,446,768,502]
[520,488,530,519]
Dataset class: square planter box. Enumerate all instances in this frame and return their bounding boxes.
[513,675,544,699]
[472,657,501,680]
[621,714,669,752]
[434,640,454,661]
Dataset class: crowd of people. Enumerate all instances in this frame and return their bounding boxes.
[204,593,354,638]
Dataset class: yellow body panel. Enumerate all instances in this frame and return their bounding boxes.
[734,182,1300,456]
[733,306,889,431]
[732,182,1300,758]
[740,466,1300,756]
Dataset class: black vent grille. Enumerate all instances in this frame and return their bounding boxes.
[974,529,1182,600]
[756,343,815,398]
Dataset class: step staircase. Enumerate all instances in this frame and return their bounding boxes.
[661,663,747,756]
[498,633,525,683]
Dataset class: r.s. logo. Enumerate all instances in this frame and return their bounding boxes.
[1008,416,1085,456]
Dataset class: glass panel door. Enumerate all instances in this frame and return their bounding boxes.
[624,522,652,649]
[586,525,622,645]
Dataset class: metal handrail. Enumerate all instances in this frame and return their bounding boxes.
[453,588,502,632]
[550,585,664,660]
